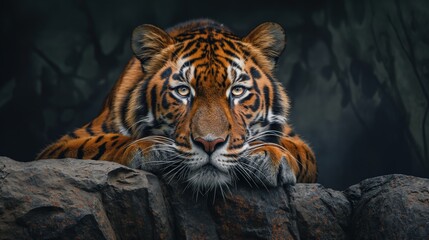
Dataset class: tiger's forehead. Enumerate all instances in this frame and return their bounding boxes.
[170,29,249,86]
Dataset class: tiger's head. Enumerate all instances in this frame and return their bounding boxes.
[127,20,290,190]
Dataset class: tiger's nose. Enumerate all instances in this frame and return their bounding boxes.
[193,137,226,155]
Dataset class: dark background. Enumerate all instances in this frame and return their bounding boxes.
[1,0,428,190]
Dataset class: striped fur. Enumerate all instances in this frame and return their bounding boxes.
[37,19,317,190]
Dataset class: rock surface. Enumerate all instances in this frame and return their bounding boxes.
[0,157,428,240]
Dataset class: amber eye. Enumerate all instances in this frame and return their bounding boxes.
[176,86,190,97]
[231,86,246,97]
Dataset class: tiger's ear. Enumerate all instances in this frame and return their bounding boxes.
[243,22,286,64]
[131,24,174,69]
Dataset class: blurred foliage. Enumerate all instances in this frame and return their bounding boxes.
[0,0,428,189]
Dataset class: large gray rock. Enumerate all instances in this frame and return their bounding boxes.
[0,157,173,240]
[292,184,351,240]
[165,183,300,239]
[346,175,429,239]
[0,157,428,240]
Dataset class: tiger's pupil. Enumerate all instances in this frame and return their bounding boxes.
[231,86,244,96]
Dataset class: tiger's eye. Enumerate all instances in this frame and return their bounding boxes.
[176,86,190,97]
[231,86,245,97]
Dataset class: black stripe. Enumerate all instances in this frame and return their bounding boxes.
[175,141,190,148]
[224,39,237,52]
[45,145,63,158]
[250,67,261,79]
[211,59,227,72]
[86,122,94,136]
[116,141,128,150]
[93,142,107,160]
[253,77,261,94]
[263,86,270,119]
[239,74,250,81]
[111,135,120,140]
[250,95,260,111]
[77,138,91,159]
[162,95,170,109]
[271,82,283,115]
[58,148,68,159]
[95,135,104,143]
[182,41,196,53]
[111,139,119,147]
[67,131,78,139]
[161,67,172,80]
[224,56,240,67]
[239,115,249,135]
[150,86,157,119]
[101,122,110,133]
[161,69,171,109]
[172,73,181,80]
[134,81,149,126]
[182,47,199,59]
[305,150,310,161]
[171,44,185,60]
[179,58,200,71]
[140,126,153,138]
[224,49,239,60]
[166,112,174,119]
[267,123,282,143]
[239,93,254,104]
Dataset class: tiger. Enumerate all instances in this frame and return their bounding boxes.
[37,19,317,191]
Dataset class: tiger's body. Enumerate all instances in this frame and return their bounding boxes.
[37,19,317,190]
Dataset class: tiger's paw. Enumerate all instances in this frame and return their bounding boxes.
[276,156,297,186]
[122,143,170,173]
[240,150,296,187]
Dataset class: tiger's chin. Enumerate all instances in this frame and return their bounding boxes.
[186,164,233,190]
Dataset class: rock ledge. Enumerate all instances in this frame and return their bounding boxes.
[0,157,428,239]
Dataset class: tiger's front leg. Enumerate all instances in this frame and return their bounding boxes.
[241,135,317,187]
[241,144,299,187]
[279,135,317,183]
[37,134,171,172]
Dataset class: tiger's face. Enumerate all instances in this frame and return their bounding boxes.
[129,20,289,190]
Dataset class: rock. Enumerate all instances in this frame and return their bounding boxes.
[0,157,174,240]
[292,184,351,240]
[346,175,429,239]
[164,182,220,239]
[212,186,299,240]
[0,157,428,240]
[158,181,300,239]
